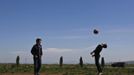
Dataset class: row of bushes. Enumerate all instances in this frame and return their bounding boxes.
[16,56,105,68]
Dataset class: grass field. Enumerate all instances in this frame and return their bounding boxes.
[0,64,134,75]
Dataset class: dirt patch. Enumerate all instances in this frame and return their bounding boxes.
[0,73,62,75]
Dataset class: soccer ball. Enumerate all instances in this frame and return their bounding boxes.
[93,29,99,34]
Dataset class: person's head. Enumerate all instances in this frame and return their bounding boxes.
[101,43,107,48]
[36,38,42,45]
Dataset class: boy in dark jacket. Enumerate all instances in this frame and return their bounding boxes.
[90,43,107,75]
[31,38,43,75]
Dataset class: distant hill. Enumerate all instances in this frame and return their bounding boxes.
[125,61,134,64]
[106,60,134,65]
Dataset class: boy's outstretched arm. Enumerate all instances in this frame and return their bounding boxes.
[90,50,95,57]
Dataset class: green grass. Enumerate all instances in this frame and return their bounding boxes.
[0,64,134,75]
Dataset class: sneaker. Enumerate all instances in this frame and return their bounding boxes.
[99,72,103,75]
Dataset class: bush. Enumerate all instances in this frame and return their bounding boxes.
[79,57,83,68]
[59,56,63,67]
[16,56,20,67]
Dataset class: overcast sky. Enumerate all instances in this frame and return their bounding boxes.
[0,0,134,64]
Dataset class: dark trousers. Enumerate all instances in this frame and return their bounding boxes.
[95,55,102,73]
[33,57,41,75]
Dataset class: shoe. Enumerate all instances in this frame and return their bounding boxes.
[99,72,103,75]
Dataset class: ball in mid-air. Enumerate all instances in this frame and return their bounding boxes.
[93,29,99,34]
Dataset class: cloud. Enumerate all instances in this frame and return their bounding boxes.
[47,27,90,40]
[3,45,116,64]
[68,28,89,32]
[42,46,97,64]
[106,28,134,34]
[44,45,97,54]
[9,50,33,64]
[4,44,132,64]
[45,48,73,52]
[49,35,89,39]
[11,51,29,55]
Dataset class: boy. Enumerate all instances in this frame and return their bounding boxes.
[31,38,43,75]
[90,43,107,75]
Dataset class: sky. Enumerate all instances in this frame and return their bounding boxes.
[0,0,134,64]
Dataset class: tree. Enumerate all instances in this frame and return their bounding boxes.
[16,56,20,66]
[79,56,83,67]
[59,56,63,67]
[101,57,105,68]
